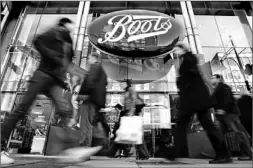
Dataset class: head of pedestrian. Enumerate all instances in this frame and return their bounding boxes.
[57,17,74,32]
[122,79,132,91]
[88,52,101,65]
[173,41,191,58]
[114,103,123,113]
[211,74,224,87]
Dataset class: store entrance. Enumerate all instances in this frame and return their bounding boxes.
[7,94,54,154]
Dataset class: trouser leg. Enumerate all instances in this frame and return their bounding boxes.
[197,108,231,158]
[1,70,52,149]
[79,102,96,147]
[48,85,79,150]
[174,111,193,158]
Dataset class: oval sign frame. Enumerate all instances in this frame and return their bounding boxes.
[88,9,185,59]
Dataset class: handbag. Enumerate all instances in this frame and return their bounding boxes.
[114,116,143,145]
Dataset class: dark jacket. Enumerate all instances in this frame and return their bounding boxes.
[80,62,108,109]
[176,52,213,112]
[212,82,240,115]
[34,27,73,83]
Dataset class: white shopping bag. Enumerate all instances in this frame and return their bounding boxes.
[115,116,143,145]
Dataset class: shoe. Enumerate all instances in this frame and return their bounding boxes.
[209,157,233,164]
[1,151,14,165]
[238,156,252,161]
[57,146,102,163]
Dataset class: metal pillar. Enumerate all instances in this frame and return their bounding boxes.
[180,1,197,54]
[186,1,203,55]
[75,1,90,67]
[73,1,85,51]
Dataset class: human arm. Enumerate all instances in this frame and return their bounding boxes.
[176,54,200,90]
[215,85,233,114]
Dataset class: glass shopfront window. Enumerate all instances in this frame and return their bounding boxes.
[192,2,252,93]
[1,3,78,153]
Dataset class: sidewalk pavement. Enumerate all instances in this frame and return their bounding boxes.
[2,155,252,168]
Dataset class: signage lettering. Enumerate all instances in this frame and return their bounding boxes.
[98,15,172,43]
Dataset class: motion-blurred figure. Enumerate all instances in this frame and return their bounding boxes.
[237,94,252,138]
[77,52,109,149]
[1,18,101,165]
[135,94,149,160]
[174,42,232,164]
[121,80,149,160]
[107,104,131,158]
[211,74,252,161]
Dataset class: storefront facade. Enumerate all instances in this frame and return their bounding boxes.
[1,1,252,157]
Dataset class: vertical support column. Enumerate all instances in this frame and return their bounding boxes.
[180,1,197,54]
[73,1,84,51]
[75,1,90,67]
[186,1,203,55]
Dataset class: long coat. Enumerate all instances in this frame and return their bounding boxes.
[80,62,108,109]
[176,52,213,112]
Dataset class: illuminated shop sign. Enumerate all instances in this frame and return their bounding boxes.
[98,15,172,43]
[88,10,184,59]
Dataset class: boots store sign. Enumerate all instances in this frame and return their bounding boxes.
[88,10,184,59]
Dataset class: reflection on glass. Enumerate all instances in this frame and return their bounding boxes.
[215,15,250,48]
[195,15,224,47]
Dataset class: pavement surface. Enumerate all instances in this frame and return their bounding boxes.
[1,155,252,168]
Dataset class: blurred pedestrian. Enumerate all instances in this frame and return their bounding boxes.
[173,42,232,164]
[1,18,101,165]
[121,80,149,160]
[135,94,149,160]
[77,52,109,149]
[107,104,131,158]
[211,74,252,161]
[237,94,252,138]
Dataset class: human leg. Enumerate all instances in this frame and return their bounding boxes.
[173,111,193,158]
[79,102,96,147]
[197,108,232,164]
[1,70,54,165]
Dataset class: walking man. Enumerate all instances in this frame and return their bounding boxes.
[173,42,232,164]
[211,74,252,161]
[77,52,109,148]
[1,18,100,165]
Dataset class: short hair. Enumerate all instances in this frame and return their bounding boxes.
[212,74,224,82]
[58,17,72,27]
[114,104,123,110]
[245,64,252,70]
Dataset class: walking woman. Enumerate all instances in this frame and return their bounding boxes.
[122,80,149,160]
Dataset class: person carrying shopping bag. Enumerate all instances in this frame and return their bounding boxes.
[135,94,150,160]
[114,80,144,147]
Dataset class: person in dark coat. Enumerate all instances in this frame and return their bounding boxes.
[78,52,109,147]
[1,18,76,165]
[211,74,252,161]
[173,42,232,164]
[237,94,252,138]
